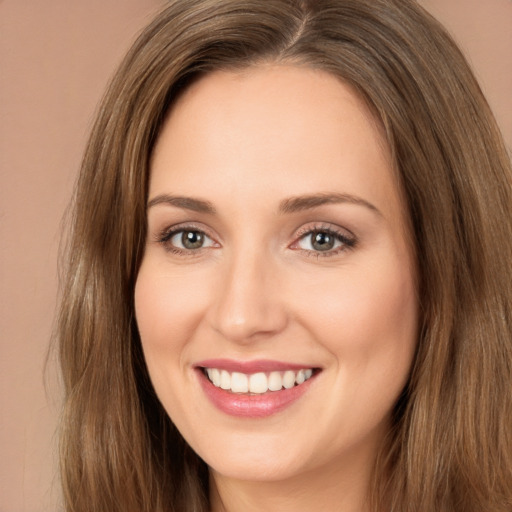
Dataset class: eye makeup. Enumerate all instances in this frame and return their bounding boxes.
[291,222,357,258]
[155,222,219,256]
[153,220,357,259]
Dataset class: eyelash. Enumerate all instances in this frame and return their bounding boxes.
[156,223,357,258]
[156,223,216,257]
[293,223,357,258]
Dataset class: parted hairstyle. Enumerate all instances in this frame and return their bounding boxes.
[56,0,512,510]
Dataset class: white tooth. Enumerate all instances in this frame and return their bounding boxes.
[268,371,283,391]
[305,369,313,380]
[231,372,249,393]
[206,368,213,380]
[249,372,268,394]
[283,370,295,389]
[296,369,305,385]
[220,370,231,390]
[211,368,221,387]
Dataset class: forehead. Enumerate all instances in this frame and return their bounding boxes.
[156,65,386,160]
[149,65,402,225]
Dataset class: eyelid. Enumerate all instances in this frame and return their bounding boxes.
[294,222,355,239]
[153,221,356,257]
[155,222,220,254]
[290,222,357,256]
[156,221,210,240]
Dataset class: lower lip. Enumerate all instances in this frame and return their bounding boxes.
[196,369,317,418]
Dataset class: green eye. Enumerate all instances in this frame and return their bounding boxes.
[296,227,356,255]
[298,230,342,252]
[310,231,336,251]
[180,231,205,249]
[166,229,215,250]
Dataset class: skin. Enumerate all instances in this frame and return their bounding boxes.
[135,65,418,512]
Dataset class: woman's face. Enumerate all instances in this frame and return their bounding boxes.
[135,65,418,484]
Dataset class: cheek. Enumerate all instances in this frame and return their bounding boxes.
[134,261,217,433]
[289,258,417,449]
[134,262,210,372]
[292,256,417,376]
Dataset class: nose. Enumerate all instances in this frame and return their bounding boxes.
[208,249,288,344]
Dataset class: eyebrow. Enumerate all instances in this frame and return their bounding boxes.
[278,193,381,216]
[147,194,216,214]
[147,192,380,216]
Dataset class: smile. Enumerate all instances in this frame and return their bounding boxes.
[203,368,314,394]
[195,359,320,418]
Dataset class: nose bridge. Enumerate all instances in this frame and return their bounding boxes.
[209,240,287,343]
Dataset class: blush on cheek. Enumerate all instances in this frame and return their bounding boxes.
[308,265,416,362]
[135,269,199,344]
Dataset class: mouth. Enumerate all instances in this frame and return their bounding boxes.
[195,359,321,418]
[202,367,316,394]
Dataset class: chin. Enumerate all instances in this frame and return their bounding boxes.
[194,431,313,482]
[208,454,308,483]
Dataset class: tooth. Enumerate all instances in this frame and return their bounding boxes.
[208,367,314,392]
[210,368,221,387]
[249,372,268,394]
[231,372,249,393]
[220,370,231,390]
[268,371,283,391]
[283,370,295,389]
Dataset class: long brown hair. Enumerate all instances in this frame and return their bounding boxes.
[57,0,512,510]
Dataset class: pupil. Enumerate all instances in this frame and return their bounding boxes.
[182,231,204,249]
[312,231,334,251]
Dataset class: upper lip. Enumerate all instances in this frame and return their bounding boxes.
[195,358,319,374]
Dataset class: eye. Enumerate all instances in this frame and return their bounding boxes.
[160,228,216,252]
[294,227,356,256]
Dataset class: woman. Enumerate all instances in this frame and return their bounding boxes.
[57,0,512,510]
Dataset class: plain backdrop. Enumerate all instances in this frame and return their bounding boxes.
[1,1,510,510]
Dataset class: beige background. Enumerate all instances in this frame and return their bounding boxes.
[1,1,510,510]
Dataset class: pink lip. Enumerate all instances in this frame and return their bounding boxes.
[195,358,313,373]
[195,361,319,418]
